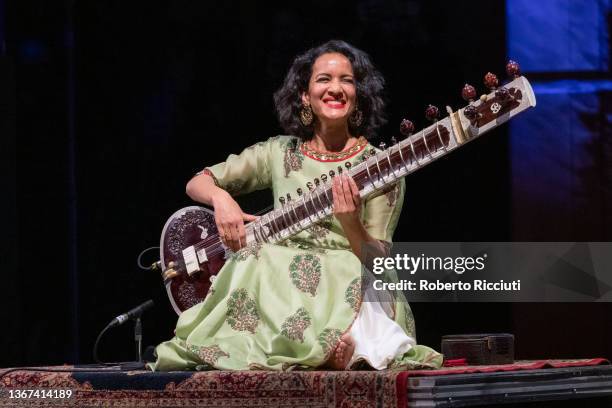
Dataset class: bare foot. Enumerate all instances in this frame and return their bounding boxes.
[328,333,355,370]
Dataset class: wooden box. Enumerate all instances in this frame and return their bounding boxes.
[441,333,515,365]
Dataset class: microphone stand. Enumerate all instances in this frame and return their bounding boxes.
[134,317,143,363]
[120,318,145,370]
[93,299,153,370]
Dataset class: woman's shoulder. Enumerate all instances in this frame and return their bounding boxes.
[270,135,301,146]
[238,135,298,154]
[252,136,302,155]
[248,135,299,148]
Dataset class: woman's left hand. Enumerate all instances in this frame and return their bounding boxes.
[332,174,362,227]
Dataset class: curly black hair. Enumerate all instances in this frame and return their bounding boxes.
[273,40,386,140]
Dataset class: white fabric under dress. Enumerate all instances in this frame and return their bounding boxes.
[348,293,416,370]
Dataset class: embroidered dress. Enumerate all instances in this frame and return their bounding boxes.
[151,136,442,371]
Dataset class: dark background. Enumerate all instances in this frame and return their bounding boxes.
[1,0,610,368]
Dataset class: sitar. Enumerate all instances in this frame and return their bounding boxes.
[158,62,536,315]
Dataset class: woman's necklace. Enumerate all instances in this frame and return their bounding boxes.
[301,136,368,162]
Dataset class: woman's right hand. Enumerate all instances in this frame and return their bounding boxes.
[211,190,257,252]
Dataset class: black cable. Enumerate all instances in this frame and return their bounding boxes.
[92,323,116,366]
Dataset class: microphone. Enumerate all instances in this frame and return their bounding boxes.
[108,300,154,328]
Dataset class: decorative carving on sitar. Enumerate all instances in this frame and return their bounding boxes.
[468,88,522,128]
[177,281,201,310]
[166,209,212,257]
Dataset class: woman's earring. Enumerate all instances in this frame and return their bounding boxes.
[300,103,314,126]
[349,108,363,127]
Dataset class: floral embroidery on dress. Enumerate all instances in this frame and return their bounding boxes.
[189,344,229,366]
[280,307,312,343]
[225,179,246,195]
[318,328,342,356]
[381,182,400,207]
[283,138,304,177]
[353,150,370,164]
[306,216,333,240]
[226,288,260,333]
[283,240,327,254]
[403,304,416,338]
[233,242,263,261]
[345,278,361,312]
[289,254,322,296]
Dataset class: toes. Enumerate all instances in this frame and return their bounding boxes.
[341,333,354,347]
[327,336,356,370]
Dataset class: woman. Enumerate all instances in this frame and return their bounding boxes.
[151,40,442,371]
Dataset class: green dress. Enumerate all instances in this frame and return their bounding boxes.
[150,136,442,371]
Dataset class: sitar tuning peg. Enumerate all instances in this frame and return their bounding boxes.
[495,87,512,101]
[279,196,286,205]
[463,105,479,121]
[369,148,376,156]
[484,72,499,90]
[306,182,314,191]
[345,162,352,170]
[321,174,328,182]
[399,119,414,137]
[286,193,292,201]
[314,178,320,186]
[329,169,335,177]
[297,188,303,196]
[337,166,343,174]
[462,84,477,102]
[379,141,386,150]
[391,136,397,145]
[425,105,439,122]
[506,60,521,79]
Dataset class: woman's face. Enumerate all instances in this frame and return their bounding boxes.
[302,52,357,126]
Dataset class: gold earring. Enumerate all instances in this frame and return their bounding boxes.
[300,103,314,126]
[349,108,363,127]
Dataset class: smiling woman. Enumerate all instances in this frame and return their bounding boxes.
[151,40,442,372]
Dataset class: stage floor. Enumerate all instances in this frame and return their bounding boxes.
[1,359,610,407]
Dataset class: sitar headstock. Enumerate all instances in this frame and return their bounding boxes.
[399,60,536,146]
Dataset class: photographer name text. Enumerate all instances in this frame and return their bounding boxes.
[373,279,521,292]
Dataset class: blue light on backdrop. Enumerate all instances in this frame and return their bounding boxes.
[508,0,610,72]
[507,0,611,239]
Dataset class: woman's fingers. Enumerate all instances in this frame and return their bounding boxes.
[237,222,247,249]
[213,196,252,251]
[227,224,240,251]
[217,219,242,251]
[341,175,354,209]
[332,176,344,212]
[347,176,361,206]
[242,213,258,222]
[332,177,339,210]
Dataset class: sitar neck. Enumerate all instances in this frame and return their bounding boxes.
[245,75,536,247]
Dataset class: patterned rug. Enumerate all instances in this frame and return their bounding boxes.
[0,367,406,408]
[0,359,608,408]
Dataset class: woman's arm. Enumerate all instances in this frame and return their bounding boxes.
[186,173,256,251]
